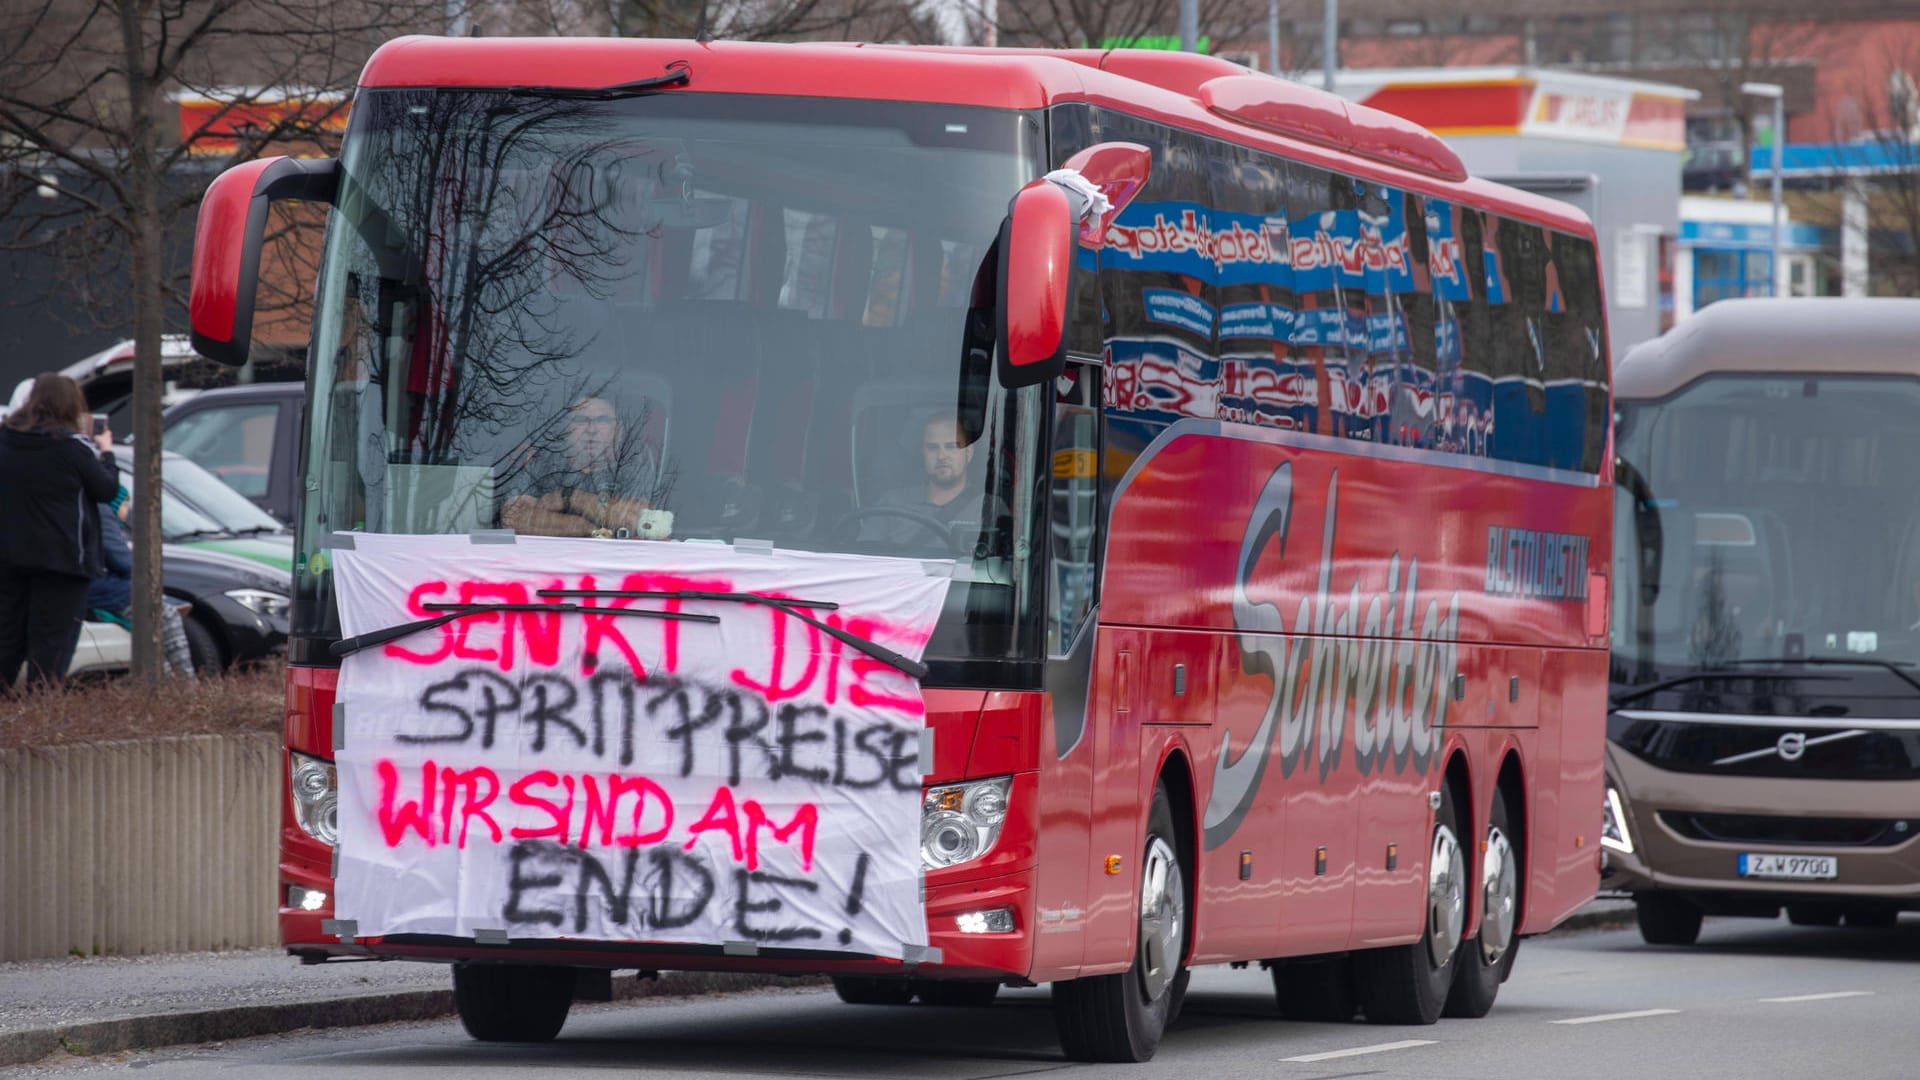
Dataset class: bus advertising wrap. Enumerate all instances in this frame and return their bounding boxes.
[327,533,951,957]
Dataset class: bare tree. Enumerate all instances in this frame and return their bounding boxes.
[1817,38,1920,296]
[0,0,443,676]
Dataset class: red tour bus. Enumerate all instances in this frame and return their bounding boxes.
[190,37,1612,1062]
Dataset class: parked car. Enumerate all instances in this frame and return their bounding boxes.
[62,538,289,677]
[160,543,290,670]
[112,446,294,572]
[161,381,306,524]
[67,620,132,679]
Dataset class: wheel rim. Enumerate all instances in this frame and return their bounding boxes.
[1427,823,1466,969]
[1137,835,1184,1001]
[1479,825,1518,966]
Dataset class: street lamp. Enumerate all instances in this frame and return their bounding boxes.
[1741,81,1786,297]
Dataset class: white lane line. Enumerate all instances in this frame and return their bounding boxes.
[1280,1039,1437,1063]
[1759,991,1875,1004]
[1550,1008,1681,1025]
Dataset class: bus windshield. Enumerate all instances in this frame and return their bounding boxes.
[296,89,1047,675]
[1612,373,1920,686]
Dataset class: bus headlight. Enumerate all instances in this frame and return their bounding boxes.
[922,777,1010,870]
[290,752,338,846]
[1601,785,1633,855]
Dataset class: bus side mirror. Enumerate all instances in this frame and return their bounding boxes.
[190,156,338,367]
[995,179,1073,389]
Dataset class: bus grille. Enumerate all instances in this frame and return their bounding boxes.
[1611,718,1920,780]
[1660,812,1919,848]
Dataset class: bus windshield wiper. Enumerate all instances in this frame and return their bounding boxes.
[329,602,717,659]
[538,588,930,681]
[1723,656,1920,696]
[507,62,690,101]
[1608,667,1845,710]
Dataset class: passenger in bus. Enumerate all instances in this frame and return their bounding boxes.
[500,395,656,538]
[861,414,1003,549]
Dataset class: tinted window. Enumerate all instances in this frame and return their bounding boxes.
[167,401,279,498]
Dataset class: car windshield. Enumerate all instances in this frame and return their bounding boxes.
[163,453,286,533]
[117,457,226,541]
[296,88,1048,676]
[1612,373,1920,687]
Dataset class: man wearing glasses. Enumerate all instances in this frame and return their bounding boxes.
[500,395,655,538]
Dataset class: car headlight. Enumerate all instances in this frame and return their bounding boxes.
[922,776,1010,870]
[289,751,338,846]
[227,587,291,619]
[1601,785,1633,855]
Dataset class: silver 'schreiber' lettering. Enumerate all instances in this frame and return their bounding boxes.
[1202,464,1460,849]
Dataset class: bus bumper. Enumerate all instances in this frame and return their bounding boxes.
[1604,744,1920,905]
[280,865,1037,981]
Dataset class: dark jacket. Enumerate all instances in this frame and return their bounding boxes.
[86,505,134,614]
[0,426,119,579]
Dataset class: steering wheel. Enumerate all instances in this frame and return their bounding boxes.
[835,506,975,556]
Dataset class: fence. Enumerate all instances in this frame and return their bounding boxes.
[0,734,279,962]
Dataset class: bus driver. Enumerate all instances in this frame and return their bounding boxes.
[500,395,653,538]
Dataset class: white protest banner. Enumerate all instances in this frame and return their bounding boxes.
[328,533,952,958]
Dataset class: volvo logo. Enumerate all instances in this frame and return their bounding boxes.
[1776,732,1807,761]
[1713,728,1867,767]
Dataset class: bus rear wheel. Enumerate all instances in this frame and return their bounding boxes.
[1052,782,1187,1062]
[832,976,914,1005]
[1444,787,1522,1018]
[916,980,1000,1007]
[1634,893,1703,945]
[1354,782,1464,1025]
[452,963,575,1042]
[1271,956,1358,1021]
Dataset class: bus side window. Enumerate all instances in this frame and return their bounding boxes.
[1049,364,1102,656]
[1049,103,1104,360]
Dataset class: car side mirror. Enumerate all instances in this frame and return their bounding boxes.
[189,156,338,367]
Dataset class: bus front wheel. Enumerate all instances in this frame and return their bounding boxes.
[452,963,576,1042]
[1052,782,1188,1062]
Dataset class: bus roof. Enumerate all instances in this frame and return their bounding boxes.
[1615,297,1920,400]
[357,36,1593,237]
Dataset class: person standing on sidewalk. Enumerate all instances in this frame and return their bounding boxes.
[0,373,119,692]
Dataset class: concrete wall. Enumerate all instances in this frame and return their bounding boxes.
[0,735,279,962]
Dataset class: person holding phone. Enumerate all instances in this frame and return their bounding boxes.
[0,373,119,692]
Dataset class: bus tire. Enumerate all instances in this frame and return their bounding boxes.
[832,976,914,1005]
[1052,782,1186,1062]
[1844,906,1899,929]
[916,980,999,1007]
[1271,956,1359,1022]
[1634,893,1703,945]
[1354,781,1465,1025]
[1786,903,1843,927]
[451,963,575,1042]
[1444,787,1522,1018]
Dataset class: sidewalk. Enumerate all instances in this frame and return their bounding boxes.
[0,897,1640,1069]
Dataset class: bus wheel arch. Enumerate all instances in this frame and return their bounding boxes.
[1354,750,1469,1025]
[1051,759,1194,1062]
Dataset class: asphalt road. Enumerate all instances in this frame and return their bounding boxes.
[15,916,1920,1079]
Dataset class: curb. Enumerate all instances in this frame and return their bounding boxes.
[0,970,820,1069]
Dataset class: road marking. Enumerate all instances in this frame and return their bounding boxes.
[1759,991,1874,1003]
[1280,1039,1437,1063]
[1550,1008,1680,1025]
